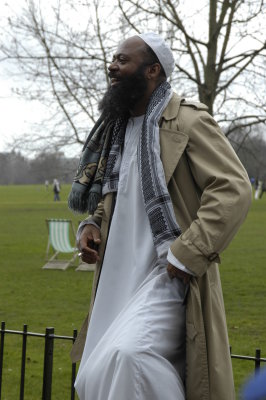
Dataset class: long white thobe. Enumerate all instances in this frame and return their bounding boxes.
[75,115,187,400]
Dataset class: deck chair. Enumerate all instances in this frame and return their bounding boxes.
[42,219,78,270]
[76,262,95,272]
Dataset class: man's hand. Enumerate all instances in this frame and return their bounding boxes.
[78,224,101,264]
[167,263,191,284]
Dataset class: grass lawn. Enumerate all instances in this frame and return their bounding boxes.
[0,184,265,399]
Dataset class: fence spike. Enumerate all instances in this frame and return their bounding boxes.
[19,324,28,400]
[42,327,54,400]
[0,321,6,400]
[255,348,261,372]
[71,329,78,400]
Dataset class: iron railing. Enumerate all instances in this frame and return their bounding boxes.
[0,321,266,399]
[0,322,77,400]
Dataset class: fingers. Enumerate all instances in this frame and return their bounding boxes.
[78,245,99,264]
[167,263,181,280]
[182,275,191,285]
[91,228,101,245]
[79,224,101,249]
[167,263,191,284]
[78,224,101,264]
[79,250,98,264]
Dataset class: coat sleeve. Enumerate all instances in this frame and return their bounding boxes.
[170,109,252,277]
[79,200,104,228]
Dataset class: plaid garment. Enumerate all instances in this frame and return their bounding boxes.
[103,81,182,254]
[69,81,182,254]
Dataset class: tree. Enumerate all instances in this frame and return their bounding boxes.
[0,0,265,154]
[0,151,30,184]
[0,0,117,154]
[118,0,266,134]
[0,150,78,184]
[230,128,266,179]
[29,151,78,183]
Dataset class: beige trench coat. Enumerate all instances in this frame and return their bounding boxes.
[71,93,252,400]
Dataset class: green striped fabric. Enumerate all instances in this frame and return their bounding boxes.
[48,220,76,253]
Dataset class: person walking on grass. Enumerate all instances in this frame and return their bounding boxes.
[68,32,252,400]
[53,178,60,201]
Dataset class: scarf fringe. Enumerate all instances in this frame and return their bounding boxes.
[68,185,102,215]
[68,189,89,214]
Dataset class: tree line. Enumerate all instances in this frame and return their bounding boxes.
[1,130,265,185]
[230,131,266,180]
[0,151,78,185]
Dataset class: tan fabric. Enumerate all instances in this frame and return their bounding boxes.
[71,93,252,400]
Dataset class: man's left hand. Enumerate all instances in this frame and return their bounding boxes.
[167,263,191,284]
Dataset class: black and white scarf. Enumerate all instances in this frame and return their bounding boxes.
[68,81,181,253]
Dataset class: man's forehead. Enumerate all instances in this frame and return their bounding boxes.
[114,36,146,57]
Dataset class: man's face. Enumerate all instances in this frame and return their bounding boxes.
[108,36,148,86]
[98,37,149,119]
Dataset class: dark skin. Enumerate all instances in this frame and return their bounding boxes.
[78,36,191,285]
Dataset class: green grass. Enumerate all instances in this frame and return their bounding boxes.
[0,184,265,398]
[219,193,266,395]
[0,185,92,400]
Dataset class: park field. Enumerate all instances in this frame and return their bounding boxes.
[0,184,266,399]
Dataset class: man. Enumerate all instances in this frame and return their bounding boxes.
[68,32,252,400]
[53,178,60,201]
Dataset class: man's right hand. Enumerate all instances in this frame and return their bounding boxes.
[78,224,101,264]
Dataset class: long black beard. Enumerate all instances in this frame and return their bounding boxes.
[98,65,148,120]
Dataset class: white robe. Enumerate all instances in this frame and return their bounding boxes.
[75,115,186,400]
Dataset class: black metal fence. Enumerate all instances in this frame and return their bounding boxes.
[0,322,77,400]
[0,321,266,400]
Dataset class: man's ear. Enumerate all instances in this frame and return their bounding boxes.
[146,63,161,80]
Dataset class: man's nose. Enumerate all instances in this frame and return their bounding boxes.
[108,61,118,72]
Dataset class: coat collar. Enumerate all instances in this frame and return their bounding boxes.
[161,92,185,121]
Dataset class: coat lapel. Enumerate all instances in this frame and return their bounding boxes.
[159,93,188,185]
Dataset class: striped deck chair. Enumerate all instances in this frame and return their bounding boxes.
[42,219,78,270]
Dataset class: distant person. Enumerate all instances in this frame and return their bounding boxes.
[53,179,60,201]
[254,177,258,198]
[255,180,263,200]
[45,180,49,190]
[259,181,266,199]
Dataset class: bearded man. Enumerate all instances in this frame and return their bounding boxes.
[68,32,252,400]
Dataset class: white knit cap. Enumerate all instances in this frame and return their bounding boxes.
[138,32,175,78]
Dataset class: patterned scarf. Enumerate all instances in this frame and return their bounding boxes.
[68,116,118,214]
[68,81,182,253]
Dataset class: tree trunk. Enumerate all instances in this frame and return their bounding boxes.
[200,0,219,115]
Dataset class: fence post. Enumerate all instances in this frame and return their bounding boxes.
[0,321,5,400]
[42,327,54,400]
[20,324,28,400]
[255,348,261,372]
[71,329,77,400]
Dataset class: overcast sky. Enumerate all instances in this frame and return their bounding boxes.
[0,1,69,154]
[0,0,265,155]
[0,1,46,153]
[0,0,113,156]
[0,72,48,153]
